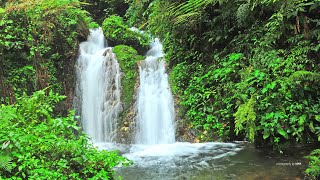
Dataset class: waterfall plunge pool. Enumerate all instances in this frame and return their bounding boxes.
[95,142,311,180]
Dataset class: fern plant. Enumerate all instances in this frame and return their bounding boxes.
[169,0,221,26]
[289,70,320,82]
[234,96,257,142]
[236,3,250,27]
[0,141,12,173]
[0,154,12,173]
[305,149,320,179]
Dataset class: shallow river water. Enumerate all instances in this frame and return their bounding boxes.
[96,142,311,180]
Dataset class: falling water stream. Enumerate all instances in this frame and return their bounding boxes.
[75,28,121,143]
[77,29,310,180]
[135,39,175,144]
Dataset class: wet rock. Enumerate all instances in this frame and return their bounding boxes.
[173,94,199,142]
[120,127,129,132]
[115,78,139,144]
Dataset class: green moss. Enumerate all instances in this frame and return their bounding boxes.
[113,45,144,112]
[102,15,150,54]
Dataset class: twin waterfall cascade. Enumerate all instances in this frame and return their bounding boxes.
[135,39,175,144]
[75,29,248,180]
[76,28,122,143]
[72,28,292,180]
[76,28,175,145]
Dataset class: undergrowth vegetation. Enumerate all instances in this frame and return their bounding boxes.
[0,89,129,179]
[82,0,128,24]
[0,0,96,108]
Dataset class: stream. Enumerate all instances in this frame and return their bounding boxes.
[97,142,310,180]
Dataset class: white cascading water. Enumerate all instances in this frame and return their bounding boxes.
[75,28,122,143]
[135,38,175,144]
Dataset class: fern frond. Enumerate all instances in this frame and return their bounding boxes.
[174,12,202,25]
[234,96,256,142]
[0,154,13,172]
[290,71,320,82]
[236,3,250,27]
[170,0,219,26]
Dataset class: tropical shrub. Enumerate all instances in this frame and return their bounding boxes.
[0,141,12,173]
[171,53,244,141]
[0,0,95,109]
[305,149,320,180]
[0,89,129,179]
[83,0,129,24]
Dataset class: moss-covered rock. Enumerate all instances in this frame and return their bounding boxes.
[113,45,143,143]
[113,45,144,111]
[102,15,150,54]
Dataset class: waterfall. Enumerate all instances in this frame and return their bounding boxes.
[75,28,122,143]
[135,38,175,144]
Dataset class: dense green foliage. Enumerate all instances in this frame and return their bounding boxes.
[102,15,150,54]
[305,148,320,179]
[82,0,128,24]
[0,141,12,173]
[0,89,129,179]
[113,45,144,113]
[0,0,97,108]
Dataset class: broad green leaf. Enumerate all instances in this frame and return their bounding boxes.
[263,131,270,139]
[299,115,307,125]
[262,88,268,94]
[309,122,315,133]
[0,8,5,14]
[24,65,34,71]
[277,128,289,139]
